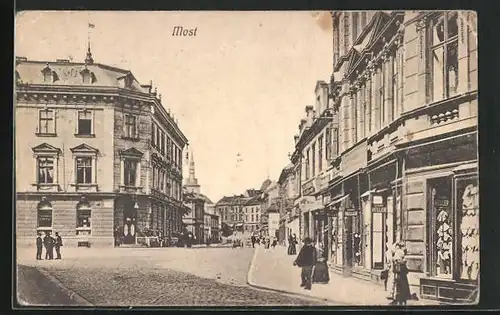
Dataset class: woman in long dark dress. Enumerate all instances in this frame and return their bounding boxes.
[287,234,297,255]
[393,260,411,305]
[312,242,330,284]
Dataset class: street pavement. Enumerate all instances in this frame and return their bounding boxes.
[16,265,81,306]
[16,246,322,306]
[248,245,439,306]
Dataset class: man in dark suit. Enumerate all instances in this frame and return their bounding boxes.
[54,232,63,259]
[293,237,316,290]
[36,233,43,260]
[43,232,54,260]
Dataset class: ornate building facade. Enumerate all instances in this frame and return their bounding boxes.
[319,11,478,303]
[15,49,188,248]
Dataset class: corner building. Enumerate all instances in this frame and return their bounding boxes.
[15,50,188,248]
[324,11,478,303]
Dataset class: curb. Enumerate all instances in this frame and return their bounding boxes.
[37,268,93,307]
[245,247,349,306]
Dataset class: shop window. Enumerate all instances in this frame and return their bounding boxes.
[76,157,92,184]
[77,110,93,136]
[37,109,56,135]
[37,200,53,232]
[430,12,459,101]
[455,175,479,281]
[372,212,384,269]
[427,177,453,278]
[76,201,92,235]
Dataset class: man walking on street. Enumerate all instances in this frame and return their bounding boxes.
[43,232,54,260]
[251,235,256,248]
[35,233,43,260]
[54,232,63,259]
[293,237,316,290]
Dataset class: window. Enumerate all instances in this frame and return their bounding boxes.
[151,123,156,147]
[160,170,165,191]
[37,200,53,232]
[333,128,339,157]
[160,132,165,155]
[343,13,350,55]
[124,114,137,138]
[392,52,399,120]
[333,17,340,65]
[325,128,332,160]
[318,135,323,171]
[431,12,459,101]
[305,149,310,180]
[251,214,255,222]
[77,110,93,135]
[76,201,92,234]
[76,157,92,184]
[37,157,54,184]
[352,12,359,43]
[361,84,368,138]
[124,159,138,186]
[312,142,316,177]
[353,91,358,143]
[38,109,55,135]
[377,66,385,128]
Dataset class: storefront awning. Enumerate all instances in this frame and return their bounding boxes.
[325,195,348,208]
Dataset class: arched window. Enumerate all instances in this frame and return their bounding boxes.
[76,201,92,235]
[37,200,53,233]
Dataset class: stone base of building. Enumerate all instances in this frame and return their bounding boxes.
[17,236,114,248]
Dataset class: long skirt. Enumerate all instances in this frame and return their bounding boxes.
[312,260,330,284]
[394,273,411,303]
[288,243,297,255]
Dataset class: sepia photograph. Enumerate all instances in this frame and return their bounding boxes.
[14,10,478,307]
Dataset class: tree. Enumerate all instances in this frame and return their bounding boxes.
[221,222,233,237]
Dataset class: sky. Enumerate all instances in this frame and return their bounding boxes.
[15,11,333,203]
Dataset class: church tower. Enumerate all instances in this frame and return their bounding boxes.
[184,147,201,194]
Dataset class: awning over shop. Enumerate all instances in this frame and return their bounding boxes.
[325,195,348,208]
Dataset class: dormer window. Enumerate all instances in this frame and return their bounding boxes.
[80,67,96,84]
[41,64,58,83]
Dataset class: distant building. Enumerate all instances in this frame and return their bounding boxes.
[182,190,205,244]
[242,196,261,234]
[15,48,188,248]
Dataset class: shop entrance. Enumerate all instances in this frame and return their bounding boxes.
[344,216,354,268]
[123,200,137,245]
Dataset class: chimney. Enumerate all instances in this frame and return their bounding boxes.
[305,105,314,117]
[299,119,307,132]
[294,135,299,145]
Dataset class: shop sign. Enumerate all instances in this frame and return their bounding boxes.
[372,205,387,213]
[373,195,384,205]
[344,208,358,217]
[302,180,316,195]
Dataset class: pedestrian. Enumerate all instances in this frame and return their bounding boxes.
[287,234,297,255]
[43,232,54,260]
[271,238,277,249]
[35,232,43,260]
[389,241,411,305]
[54,232,63,259]
[251,235,256,248]
[312,242,330,284]
[293,237,316,290]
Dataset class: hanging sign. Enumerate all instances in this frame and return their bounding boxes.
[373,195,384,205]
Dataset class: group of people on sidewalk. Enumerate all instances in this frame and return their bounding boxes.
[36,231,63,260]
[291,236,414,305]
[250,235,278,249]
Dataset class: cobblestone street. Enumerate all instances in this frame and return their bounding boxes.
[17,247,324,306]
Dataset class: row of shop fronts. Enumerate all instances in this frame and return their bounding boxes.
[299,130,478,304]
[16,193,186,248]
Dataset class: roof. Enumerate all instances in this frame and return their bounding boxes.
[16,59,147,92]
[215,195,245,206]
[198,193,214,205]
[183,191,207,202]
[244,195,262,206]
[277,163,294,185]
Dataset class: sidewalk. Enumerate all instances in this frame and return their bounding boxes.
[247,245,438,306]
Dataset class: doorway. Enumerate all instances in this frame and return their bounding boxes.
[123,200,137,245]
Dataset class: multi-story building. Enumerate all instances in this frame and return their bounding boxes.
[277,163,299,245]
[15,49,188,248]
[259,180,280,239]
[321,11,478,303]
[242,196,261,234]
[182,190,205,244]
[290,80,338,254]
[215,195,245,231]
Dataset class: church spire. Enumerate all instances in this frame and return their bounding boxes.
[189,148,196,180]
[184,146,200,194]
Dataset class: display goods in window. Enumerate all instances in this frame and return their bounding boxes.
[459,183,479,281]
